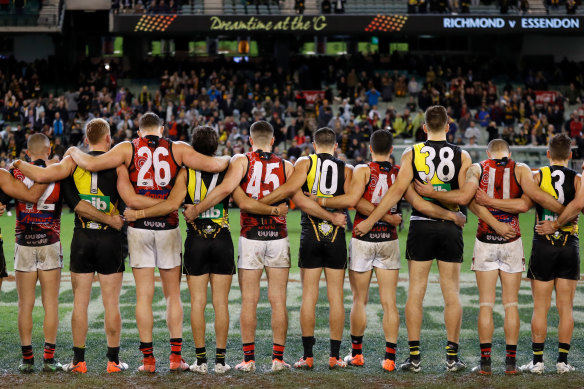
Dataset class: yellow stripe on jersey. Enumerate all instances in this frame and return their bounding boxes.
[539,167,577,234]
[187,168,229,228]
[73,167,117,216]
[306,154,332,198]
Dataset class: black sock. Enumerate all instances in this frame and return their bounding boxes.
[21,345,34,365]
[480,343,492,362]
[385,342,397,361]
[215,348,226,366]
[506,344,517,363]
[558,343,570,364]
[446,341,459,362]
[43,342,56,363]
[351,335,363,357]
[107,346,120,364]
[243,342,255,362]
[170,338,182,356]
[72,346,85,364]
[532,342,544,364]
[330,339,341,359]
[408,340,420,362]
[140,342,154,359]
[196,347,207,365]
[302,336,315,359]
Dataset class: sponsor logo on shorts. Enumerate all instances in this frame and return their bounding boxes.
[318,221,333,237]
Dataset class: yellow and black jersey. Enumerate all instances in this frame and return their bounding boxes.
[536,165,578,237]
[62,151,121,230]
[185,167,230,236]
[300,153,346,242]
[411,140,463,221]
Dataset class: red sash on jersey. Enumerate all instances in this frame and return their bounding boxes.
[239,150,287,240]
[353,161,400,242]
[14,161,62,246]
[128,136,180,230]
[476,158,522,244]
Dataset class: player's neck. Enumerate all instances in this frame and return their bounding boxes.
[88,142,109,153]
[426,132,446,142]
[371,153,390,163]
[490,153,509,160]
[252,145,272,153]
[314,147,335,155]
[29,155,48,163]
[549,159,569,167]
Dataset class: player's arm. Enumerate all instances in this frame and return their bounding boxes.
[414,155,478,206]
[316,165,367,209]
[404,184,467,227]
[474,189,533,214]
[536,174,583,234]
[13,156,77,183]
[292,190,346,227]
[232,186,288,217]
[259,157,311,204]
[468,199,517,240]
[175,142,230,173]
[515,163,564,214]
[0,169,47,203]
[69,142,131,172]
[116,165,163,209]
[124,169,188,221]
[354,149,414,236]
[183,155,246,221]
[61,175,123,230]
[355,197,402,227]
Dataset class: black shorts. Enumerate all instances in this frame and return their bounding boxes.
[298,228,347,269]
[0,238,7,278]
[527,236,580,281]
[406,220,463,262]
[70,229,124,274]
[183,229,235,276]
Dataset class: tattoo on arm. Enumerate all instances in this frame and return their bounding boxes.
[465,165,479,186]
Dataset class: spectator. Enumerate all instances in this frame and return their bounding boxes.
[321,0,332,13]
[465,121,481,144]
[567,0,577,13]
[53,112,64,141]
[570,115,582,139]
[486,121,499,143]
[333,0,345,13]
[366,87,381,107]
[295,0,305,14]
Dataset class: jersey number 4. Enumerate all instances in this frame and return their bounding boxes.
[137,146,171,187]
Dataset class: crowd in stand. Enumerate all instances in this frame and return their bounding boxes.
[406,0,531,14]
[1,53,584,170]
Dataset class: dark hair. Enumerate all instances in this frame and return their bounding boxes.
[424,105,448,133]
[139,112,162,131]
[250,120,274,145]
[549,133,572,160]
[313,127,336,147]
[191,126,218,156]
[487,139,510,154]
[370,129,393,155]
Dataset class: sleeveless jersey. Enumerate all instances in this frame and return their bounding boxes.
[239,151,287,240]
[353,161,400,242]
[64,151,121,230]
[476,159,522,243]
[185,167,230,237]
[411,140,463,221]
[301,153,346,242]
[13,160,62,246]
[128,136,181,230]
[536,165,578,238]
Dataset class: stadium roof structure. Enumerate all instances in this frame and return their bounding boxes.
[111,14,584,35]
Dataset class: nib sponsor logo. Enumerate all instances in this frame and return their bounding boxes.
[79,194,111,212]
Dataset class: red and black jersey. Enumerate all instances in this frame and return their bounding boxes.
[128,135,181,230]
[239,150,287,240]
[353,161,400,242]
[13,160,62,246]
[476,158,522,244]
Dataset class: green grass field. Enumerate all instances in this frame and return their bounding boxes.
[1,208,584,388]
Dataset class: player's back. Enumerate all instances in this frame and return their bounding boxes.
[476,158,523,243]
[353,161,400,241]
[128,136,181,230]
[536,165,578,236]
[239,150,287,240]
[411,140,462,221]
[13,161,62,246]
[185,167,230,233]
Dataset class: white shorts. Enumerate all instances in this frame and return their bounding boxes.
[128,227,182,269]
[472,238,524,273]
[349,238,401,272]
[14,242,63,272]
[238,237,290,270]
